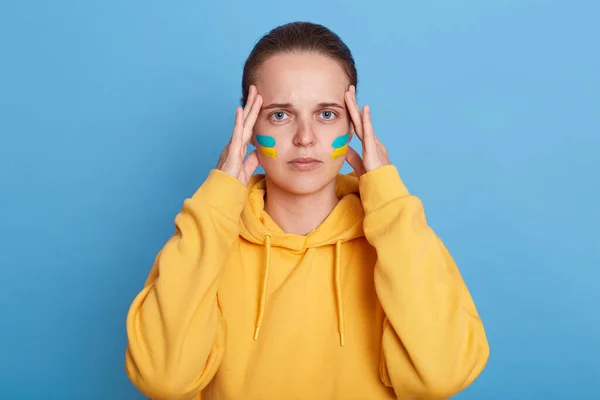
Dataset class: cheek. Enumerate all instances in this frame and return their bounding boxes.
[254,123,296,160]
[254,117,283,158]
[330,132,350,159]
[254,133,278,159]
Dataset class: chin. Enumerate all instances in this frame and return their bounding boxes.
[265,163,341,195]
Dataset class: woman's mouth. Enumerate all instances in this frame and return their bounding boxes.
[288,157,322,171]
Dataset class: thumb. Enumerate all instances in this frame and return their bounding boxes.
[242,150,260,179]
[345,146,365,177]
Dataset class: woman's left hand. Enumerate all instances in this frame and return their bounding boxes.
[344,85,391,177]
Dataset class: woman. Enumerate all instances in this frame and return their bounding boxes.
[125,21,489,400]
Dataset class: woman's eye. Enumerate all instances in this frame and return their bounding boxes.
[321,111,336,120]
[272,112,288,121]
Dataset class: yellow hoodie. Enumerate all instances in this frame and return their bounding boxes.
[125,165,489,400]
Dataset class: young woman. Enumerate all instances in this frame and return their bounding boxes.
[125,22,489,400]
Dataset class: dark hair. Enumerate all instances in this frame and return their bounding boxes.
[241,22,357,106]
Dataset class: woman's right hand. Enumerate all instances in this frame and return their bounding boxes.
[216,85,263,186]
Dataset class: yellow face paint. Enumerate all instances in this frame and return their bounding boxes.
[256,134,277,159]
[331,144,349,159]
[331,133,350,159]
[258,146,277,159]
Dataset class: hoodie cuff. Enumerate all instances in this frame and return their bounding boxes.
[192,169,248,220]
[359,165,410,213]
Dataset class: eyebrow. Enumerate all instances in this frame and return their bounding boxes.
[262,102,345,111]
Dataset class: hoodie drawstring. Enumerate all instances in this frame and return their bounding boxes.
[254,233,272,341]
[334,239,345,346]
[253,234,345,347]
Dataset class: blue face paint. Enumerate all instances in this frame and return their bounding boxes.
[256,134,276,148]
[332,133,349,149]
[331,133,350,159]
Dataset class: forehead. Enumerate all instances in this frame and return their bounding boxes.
[255,52,349,103]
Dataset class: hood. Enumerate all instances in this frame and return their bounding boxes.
[240,172,365,250]
[239,172,366,346]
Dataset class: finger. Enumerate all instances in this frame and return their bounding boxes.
[345,146,366,177]
[242,94,263,144]
[242,150,260,178]
[345,86,364,142]
[362,105,376,152]
[243,85,257,120]
[351,85,364,140]
[229,107,244,154]
[215,145,228,168]
[377,139,388,155]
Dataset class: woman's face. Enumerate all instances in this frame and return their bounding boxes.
[252,52,353,195]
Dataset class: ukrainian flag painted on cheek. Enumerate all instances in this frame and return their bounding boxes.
[255,134,277,159]
[331,133,349,159]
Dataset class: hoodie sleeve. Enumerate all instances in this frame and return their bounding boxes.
[125,169,247,400]
[359,165,489,400]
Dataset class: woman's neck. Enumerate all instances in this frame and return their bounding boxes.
[264,178,339,236]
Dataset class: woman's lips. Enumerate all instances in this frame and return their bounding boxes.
[288,157,322,171]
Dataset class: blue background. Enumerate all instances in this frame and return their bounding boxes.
[1,1,598,398]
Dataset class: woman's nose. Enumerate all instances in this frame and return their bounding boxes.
[293,121,316,147]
